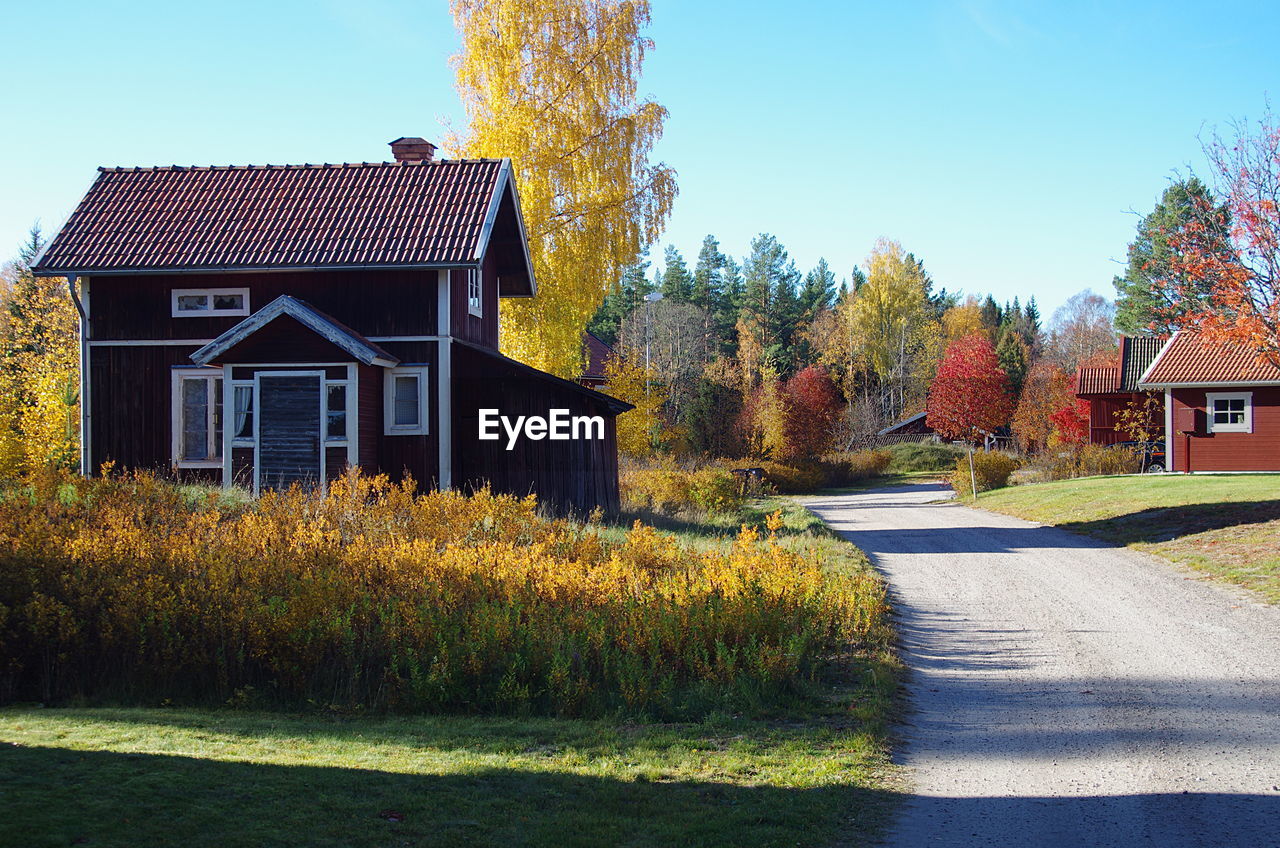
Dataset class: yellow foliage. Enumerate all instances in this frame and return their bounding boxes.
[0,266,80,479]
[448,0,677,377]
[604,350,668,457]
[0,469,885,717]
[942,297,986,343]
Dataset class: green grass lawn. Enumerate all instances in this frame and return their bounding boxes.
[978,474,1280,602]
[0,499,901,848]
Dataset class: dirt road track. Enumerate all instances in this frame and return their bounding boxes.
[804,482,1280,847]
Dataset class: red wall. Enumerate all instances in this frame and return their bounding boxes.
[1169,386,1280,472]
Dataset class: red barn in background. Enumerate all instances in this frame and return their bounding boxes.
[1075,336,1166,444]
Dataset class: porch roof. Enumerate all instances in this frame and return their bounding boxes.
[190,295,399,367]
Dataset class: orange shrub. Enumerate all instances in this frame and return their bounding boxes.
[0,469,883,718]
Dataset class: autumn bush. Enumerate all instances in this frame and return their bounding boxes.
[0,469,884,718]
[757,461,829,494]
[885,441,964,473]
[620,460,744,515]
[951,450,1020,496]
[1037,443,1144,481]
[758,450,890,494]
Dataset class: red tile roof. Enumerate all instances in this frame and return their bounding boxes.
[1076,366,1120,395]
[33,160,506,276]
[1140,332,1280,386]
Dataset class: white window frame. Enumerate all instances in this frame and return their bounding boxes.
[324,378,353,445]
[467,267,482,317]
[172,287,251,318]
[384,365,430,436]
[171,367,224,468]
[1206,391,1253,433]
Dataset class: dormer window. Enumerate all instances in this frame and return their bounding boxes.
[467,268,482,317]
[172,288,250,317]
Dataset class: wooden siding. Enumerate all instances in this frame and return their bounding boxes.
[212,315,358,364]
[88,269,439,340]
[449,257,500,349]
[256,374,323,490]
[88,345,204,474]
[452,345,621,515]
[1170,387,1280,472]
[373,346,439,488]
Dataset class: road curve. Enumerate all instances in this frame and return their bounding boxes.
[803,481,1280,848]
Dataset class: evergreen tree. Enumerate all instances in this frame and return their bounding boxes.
[995,327,1030,395]
[690,235,726,311]
[979,294,1002,333]
[740,234,802,375]
[587,259,652,346]
[1113,177,1227,335]
[659,244,693,301]
[715,256,744,356]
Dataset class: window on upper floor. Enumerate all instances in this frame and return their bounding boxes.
[172,288,250,317]
[468,268,482,317]
[1206,392,1252,433]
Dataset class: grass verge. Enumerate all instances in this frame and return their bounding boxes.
[978,474,1280,602]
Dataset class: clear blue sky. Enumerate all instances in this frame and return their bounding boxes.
[2,0,1276,319]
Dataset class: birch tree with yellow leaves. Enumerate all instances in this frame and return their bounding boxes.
[448,0,677,377]
[0,228,80,478]
[824,239,941,426]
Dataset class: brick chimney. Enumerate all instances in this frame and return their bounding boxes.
[389,137,437,163]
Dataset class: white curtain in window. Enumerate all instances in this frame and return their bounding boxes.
[234,385,253,439]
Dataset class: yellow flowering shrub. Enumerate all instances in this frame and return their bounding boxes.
[0,469,885,717]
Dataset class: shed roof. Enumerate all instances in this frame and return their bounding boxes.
[31,159,534,293]
[1140,332,1280,386]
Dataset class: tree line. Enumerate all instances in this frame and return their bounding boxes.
[589,232,1123,460]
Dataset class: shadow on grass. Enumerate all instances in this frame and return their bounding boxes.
[6,740,1279,847]
[1059,499,1280,545]
[1,741,891,848]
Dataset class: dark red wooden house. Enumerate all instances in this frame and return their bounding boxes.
[1139,331,1280,472]
[1074,336,1166,444]
[32,137,631,512]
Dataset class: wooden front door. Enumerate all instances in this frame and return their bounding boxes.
[255,372,324,493]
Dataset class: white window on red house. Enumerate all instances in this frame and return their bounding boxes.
[172,370,223,466]
[172,288,250,317]
[468,268,482,317]
[1206,392,1253,433]
[384,366,429,435]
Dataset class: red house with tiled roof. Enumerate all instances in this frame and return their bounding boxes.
[32,137,631,512]
[1075,336,1166,444]
[1138,332,1280,472]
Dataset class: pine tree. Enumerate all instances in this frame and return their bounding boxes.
[995,328,1030,395]
[659,245,693,301]
[1113,177,1227,335]
[587,259,652,346]
[690,235,726,312]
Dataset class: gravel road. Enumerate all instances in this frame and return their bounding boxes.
[804,481,1280,848]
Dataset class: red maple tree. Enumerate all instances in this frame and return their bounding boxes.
[926,333,1014,442]
[783,364,841,459]
[1159,108,1280,365]
[1048,399,1090,446]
